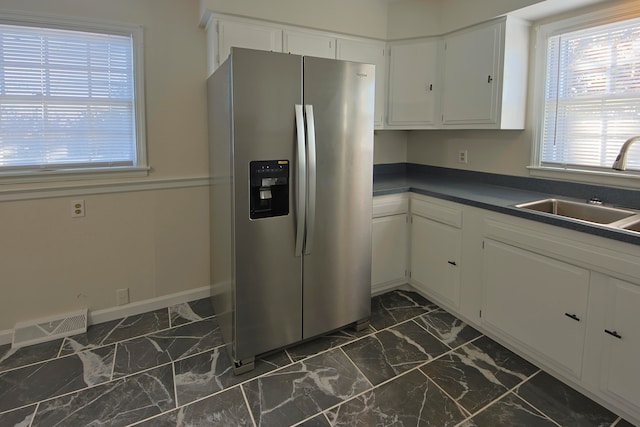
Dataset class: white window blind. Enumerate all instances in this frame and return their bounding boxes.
[541,17,640,172]
[0,22,141,174]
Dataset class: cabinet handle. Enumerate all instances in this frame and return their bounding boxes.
[564,313,580,322]
[605,329,622,339]
[429,84,433,91]
[447,260,457,266]
[487,75,493,83]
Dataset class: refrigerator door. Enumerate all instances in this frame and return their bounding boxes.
[231,49,304,361]
[302,57,375,338]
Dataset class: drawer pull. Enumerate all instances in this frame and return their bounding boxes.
[447,260,457,266]
[605,329,622,339]
[564,313,580,322]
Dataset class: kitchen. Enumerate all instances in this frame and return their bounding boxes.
[0,0,639,425]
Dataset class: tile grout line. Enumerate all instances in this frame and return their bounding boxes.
[110,342,118,381]
[0,305,216,376]
[171,361,179,409]
[451,368,553,427]
[506,369,563,427]
[0,297,477,420]
[411,363,473,420]
[0,309,393,419]
[240,383,258,427]
[246,301,466,423]
[27,401,38,427]
[1,357,181,418]
[6,291,624,426]
[338,346,374,390]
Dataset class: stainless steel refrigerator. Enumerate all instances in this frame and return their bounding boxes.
[208,47,374,374]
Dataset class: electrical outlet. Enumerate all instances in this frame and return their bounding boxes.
[71,200,85,218]
[116,288,129,306]
[458,150,468,164]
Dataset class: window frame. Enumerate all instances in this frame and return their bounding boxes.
[0,11,148,183]
[530,2,640,188]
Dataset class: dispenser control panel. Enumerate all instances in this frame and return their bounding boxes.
[249,160,289,219]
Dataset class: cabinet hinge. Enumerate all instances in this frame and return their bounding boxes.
[215,21,220,34]
[407,270,411,279]
[482,240,485,249]
[479,310,482,318]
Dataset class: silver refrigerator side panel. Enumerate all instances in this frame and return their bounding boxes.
[208,58,235,355]
[231,49,304,361]
[302,58,375,339]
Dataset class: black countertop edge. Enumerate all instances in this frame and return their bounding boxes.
[373,163,640,246]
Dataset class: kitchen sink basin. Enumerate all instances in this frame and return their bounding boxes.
[622,220,640,233]
[514,198,636,225]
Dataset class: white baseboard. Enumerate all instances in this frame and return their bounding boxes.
[89,285,211,325]
[371,280,409,297]
[0,286,212,346]
[0,329,13,347]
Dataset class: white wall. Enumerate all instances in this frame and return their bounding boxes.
[0,0,210,331]
[374,131,409,164]
[387,0,544,39]
[199,0,390,39]
[387,0,442,39]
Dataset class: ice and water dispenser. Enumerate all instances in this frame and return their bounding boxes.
[249,160,289,219]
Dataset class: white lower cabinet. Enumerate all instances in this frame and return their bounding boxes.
[372,214,408,290]
[372,195,408,294]
[599,277,640,409]
[482,239,590,377]
[411,215,461,307]
[409,197,462,308]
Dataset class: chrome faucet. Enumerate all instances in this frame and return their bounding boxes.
[612,136,640,171]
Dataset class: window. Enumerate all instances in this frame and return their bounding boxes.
[0,15,146,180]
[535,8,640,178]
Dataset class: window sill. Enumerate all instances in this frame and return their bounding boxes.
[0,166,151,185]
[528,166,640,189]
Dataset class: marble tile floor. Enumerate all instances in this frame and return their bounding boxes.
[0,289,635,427]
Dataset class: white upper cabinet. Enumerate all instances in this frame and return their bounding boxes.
[337,39,386,128]
[441,17,529,129]
[211,19,282,72]
[283,30,336,59]
[387,39,439,128]
[385,17,529,130]
[442,24,499,126]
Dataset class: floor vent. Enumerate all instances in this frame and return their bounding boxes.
[12,309,87,349]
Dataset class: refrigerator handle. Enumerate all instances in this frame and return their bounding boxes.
[304,105,317,255]
[294,104,306,257]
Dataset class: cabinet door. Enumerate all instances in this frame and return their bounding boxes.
[600,278,640,408]
[217,20,282,68]
[387,39,439,126]
[283,30,336,59]
[442,23,500,125]
[483,239,589,377]
[372,214,407,290]
[337,39,386,128]
[411,215,461,307]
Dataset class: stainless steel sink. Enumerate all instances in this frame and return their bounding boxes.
[622,220,640,233]
[514,198,636,225]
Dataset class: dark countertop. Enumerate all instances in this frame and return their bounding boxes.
[373,164,640,246]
